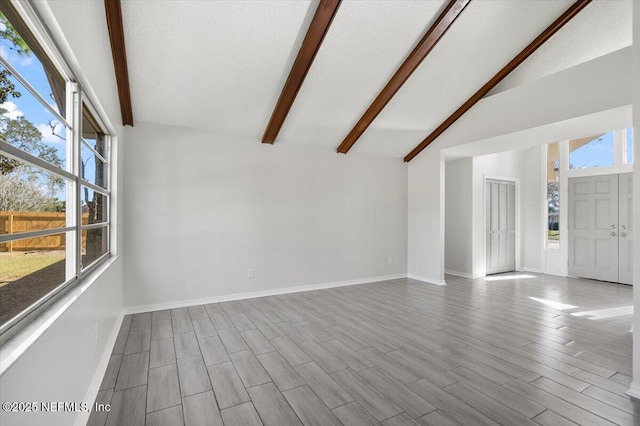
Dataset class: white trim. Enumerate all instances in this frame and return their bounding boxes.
[30,1,117,137]
[9,0,74,80]
[0,226,76,243]
[123,274,408,315]
[523,267,544,274]
[543,269,566,278]
[626,383,640,400]
[0,140,77,181]
[483,175,521,275]
[0,55,69,126]
[0,256,119,375]
[444,269,477,279]
[74,312,124,426]
[541,143,550,270]
[559,140,569,276]
[407,274,447,286]
[566,164,633,178]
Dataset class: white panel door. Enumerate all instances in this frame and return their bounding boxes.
[568,175,619,282]
[486,180,516,275]
[619,173,633,285]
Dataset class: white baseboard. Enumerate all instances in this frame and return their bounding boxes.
[445,269,476,279]
[523,267,544,274]
[123,274,408,315]
[75,312,124,426]
[626,382,640,400]
[407,274,447,286]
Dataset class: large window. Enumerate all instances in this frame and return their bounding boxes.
[0,3,111,338]
[547,142,560,247]
[569,132,614,169]
[626,128,634,165]
[545,128,633,249]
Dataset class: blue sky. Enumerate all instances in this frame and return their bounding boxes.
[569,131,615,169]
[2,27,103,202]
[569,130,634,169]
[627,128,634,164]
[1,39,67,160]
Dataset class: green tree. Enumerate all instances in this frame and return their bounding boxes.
[0,11,30,57]
[0,171,62,212]
[0,68,21,104]
[0,11,27,104]
[0,107,64,187]
[1,13,64,204]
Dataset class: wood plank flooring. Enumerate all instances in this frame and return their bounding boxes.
[89,273,639,426]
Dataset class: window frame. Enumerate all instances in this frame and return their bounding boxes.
[0,1,113,342]
[544,128,633,250]
[545,142,560,249]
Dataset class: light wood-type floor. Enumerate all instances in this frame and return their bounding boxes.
[89,273,639,426]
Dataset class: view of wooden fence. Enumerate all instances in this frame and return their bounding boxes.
[0,212,89,252]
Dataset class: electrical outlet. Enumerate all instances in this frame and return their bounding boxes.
[247,269,254,278]
[388,257,393,265]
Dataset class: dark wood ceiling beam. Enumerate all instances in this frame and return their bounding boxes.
[404,0,591,162]
[337,0,471,154]
[105,0,133,126]
[262,0,341,144]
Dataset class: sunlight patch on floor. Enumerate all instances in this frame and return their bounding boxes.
[484,274,536,282]
[571,305,633,320]
[528,296,577,310]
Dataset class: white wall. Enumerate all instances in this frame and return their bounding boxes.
[439,47,632,155]
[629,0,640,400]
[444,158,473,277]
[522,145,545,272]
[444,151,526,279]
[0,263,123,426]
[471,150,525,277]
[408,149,445,285]
[0,1,125,425]
[409,47,631,285]
[123,122,408,310]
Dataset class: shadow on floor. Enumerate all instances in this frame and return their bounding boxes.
[0,259,65,325]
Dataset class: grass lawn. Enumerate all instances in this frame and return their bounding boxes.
[548,231,560,241]
[0,250,65,287]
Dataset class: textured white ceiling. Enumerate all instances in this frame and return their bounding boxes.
[277,0,448,148]
[489,0,632,96]
[121,0,632,158]
[122,0,315,137]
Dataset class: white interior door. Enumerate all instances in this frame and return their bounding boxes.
[486,179,516,275]
[568,175,619,282]
[619,173,633,285]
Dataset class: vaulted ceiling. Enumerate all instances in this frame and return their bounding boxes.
[118,0,632,160]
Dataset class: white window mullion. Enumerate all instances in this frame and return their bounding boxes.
[65,81,78,283]
[70,83,83,276]
[558,140,570,276]
[614,129,625,166]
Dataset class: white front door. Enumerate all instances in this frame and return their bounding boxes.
[568,174,633,284]
[486,179,516,275]
[619,173,633,285]
[568,175,619,282]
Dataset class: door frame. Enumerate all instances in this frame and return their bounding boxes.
[567,174,620,283]
[483,175,521,276]
[542,137,633,277]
